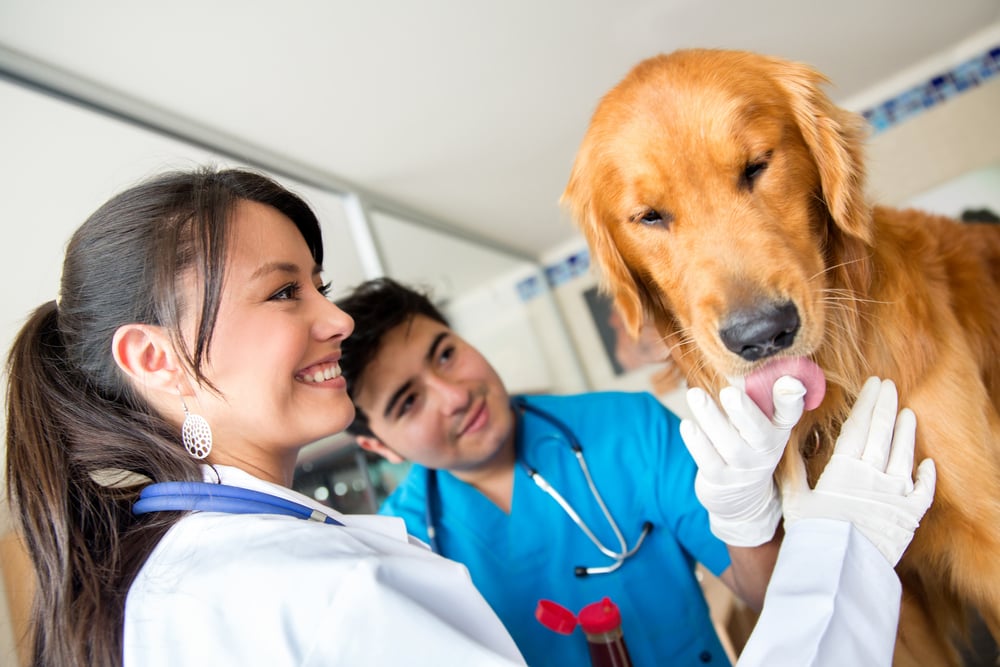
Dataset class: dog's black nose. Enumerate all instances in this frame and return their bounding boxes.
[719,301,800,361]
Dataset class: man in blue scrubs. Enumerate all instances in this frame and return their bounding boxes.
[336,278,789,666]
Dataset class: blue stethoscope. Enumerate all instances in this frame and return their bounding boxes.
[133,481,344,525]
[426,396,653,577]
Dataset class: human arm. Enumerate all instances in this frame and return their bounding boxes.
[679,376,807,609]
[737,377,936,666]
[736,519,900,667]
[716,530,781,612]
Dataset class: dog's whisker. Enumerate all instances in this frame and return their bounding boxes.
[809,255,870,282]
[819,288,893,307]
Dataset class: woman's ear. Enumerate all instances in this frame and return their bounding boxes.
[111,323,186,395]
[355,435,405,465]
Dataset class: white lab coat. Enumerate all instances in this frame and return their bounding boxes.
[123,466,900,666]
[123,465,525,666]
[738,518,902,666]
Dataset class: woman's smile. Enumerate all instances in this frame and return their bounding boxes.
[296,359,345,385]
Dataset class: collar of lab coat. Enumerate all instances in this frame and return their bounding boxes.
[200,463,413,544]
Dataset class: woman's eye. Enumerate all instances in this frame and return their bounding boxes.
[270,282,301,301]
[317,281,332,298]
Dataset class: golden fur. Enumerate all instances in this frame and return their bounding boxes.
[563,49,1000,665]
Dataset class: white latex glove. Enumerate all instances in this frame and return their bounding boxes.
[679,376,807,547]
[781,376,937,566]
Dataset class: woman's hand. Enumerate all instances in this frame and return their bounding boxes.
[680,376,806,546]
[780,376,936,566]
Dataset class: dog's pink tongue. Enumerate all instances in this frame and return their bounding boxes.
[745,357,826,419]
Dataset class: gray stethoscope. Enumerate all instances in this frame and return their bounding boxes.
[425,396,653,577]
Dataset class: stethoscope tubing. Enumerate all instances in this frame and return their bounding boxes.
[426,397,652,576]
[134,481,343,525]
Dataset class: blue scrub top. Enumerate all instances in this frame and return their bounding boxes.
[380,391,733,666]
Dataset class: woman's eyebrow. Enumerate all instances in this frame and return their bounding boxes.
[250,259,324,281]
[249,261,300,280]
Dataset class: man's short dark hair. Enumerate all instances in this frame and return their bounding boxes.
[336,277,449,437]
[960,207,1000,223]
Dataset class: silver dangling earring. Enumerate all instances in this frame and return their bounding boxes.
[180,393,213,459]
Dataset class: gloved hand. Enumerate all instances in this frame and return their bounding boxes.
[679,376,806,547]
[781,376,937,566]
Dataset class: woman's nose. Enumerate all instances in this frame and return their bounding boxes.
[312,294,354,341]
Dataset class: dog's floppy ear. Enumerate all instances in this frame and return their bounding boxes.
[773,59,873,246]
[562,161,652,338]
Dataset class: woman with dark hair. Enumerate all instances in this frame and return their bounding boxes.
[4,168,524,666]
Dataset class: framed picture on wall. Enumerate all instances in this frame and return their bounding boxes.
[550,269,686,410]
[581,284,682,383]
[582,285,628,377]
[544,243,690,414]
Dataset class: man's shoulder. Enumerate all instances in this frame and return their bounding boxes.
[379,465,430,517]
[518,391,683,453]
[524,389,656,404]
[523,390,666,416]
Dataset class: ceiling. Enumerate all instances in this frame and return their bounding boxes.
[2,0,999,260]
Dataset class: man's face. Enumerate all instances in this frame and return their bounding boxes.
[353,314,514,474]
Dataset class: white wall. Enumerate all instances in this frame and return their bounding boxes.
[840,23,1000,208]
[903,161,1000,218]
[444,263,588,397]
[369,210,530,301]
[865,78,1000,209]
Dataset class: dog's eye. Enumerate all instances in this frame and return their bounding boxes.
[635,209,672,228]
[742,153,772,190]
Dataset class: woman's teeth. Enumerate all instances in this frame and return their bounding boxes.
[301,363,342,383]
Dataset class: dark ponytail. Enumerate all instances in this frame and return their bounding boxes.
[4,167,323,666]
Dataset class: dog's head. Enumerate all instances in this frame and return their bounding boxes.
[563,49,874,390]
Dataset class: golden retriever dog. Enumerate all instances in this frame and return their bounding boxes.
[562,49,1000,666]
